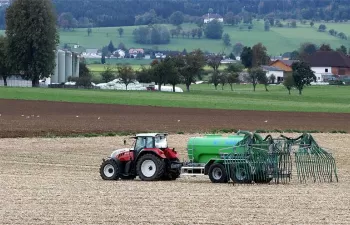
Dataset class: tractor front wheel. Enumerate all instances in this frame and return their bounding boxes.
[136,154,165,181]
[208,163,229,183]
[100,159,120,180]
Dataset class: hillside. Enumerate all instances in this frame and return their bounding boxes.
[1,20,349,56]
[57,21,349,56]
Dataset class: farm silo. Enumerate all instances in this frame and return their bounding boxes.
[72,53,80,77]
[65,51,73,81]
[58,50,66,83]
[51,50,59,84]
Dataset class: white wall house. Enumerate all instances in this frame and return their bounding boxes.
[203,13,224,23]
[112,49,126,58]
[310,67,332,82]
[261,66,284,83]
[305,51,350,82]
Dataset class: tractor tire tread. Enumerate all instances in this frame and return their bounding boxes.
[208,163,229,183]
[99,159,120,180]
[136,153,165,181]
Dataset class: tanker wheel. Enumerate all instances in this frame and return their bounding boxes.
[208,163,228,183]
[231,164,252,184]
[100,159,120,180]
[136,154,165,181]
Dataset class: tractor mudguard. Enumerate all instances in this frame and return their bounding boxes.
[138,148,167,159]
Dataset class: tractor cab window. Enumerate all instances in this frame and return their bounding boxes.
[145,137,154,148]
[134,137,145,152]
[155,135,167,148]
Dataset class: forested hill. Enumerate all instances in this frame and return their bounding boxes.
[1,0,350,28]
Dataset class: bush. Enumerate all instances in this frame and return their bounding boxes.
[204,20,223,39]
[329,80,344,85]
[75,76,93,87]
[67,76,79,82]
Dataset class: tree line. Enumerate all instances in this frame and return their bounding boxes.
[2,0,350,29]
[92,41,318,95]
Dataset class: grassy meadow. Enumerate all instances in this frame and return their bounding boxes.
[0,84,349,113]
[1,20,349,56]
[53,20,350,57]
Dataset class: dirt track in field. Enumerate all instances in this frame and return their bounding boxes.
[1,133,350,225]
[0,99,350,138]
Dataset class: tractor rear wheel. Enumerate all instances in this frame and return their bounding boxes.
[208,163,229,183]
[136,154,165,181]
[100,159,120,180]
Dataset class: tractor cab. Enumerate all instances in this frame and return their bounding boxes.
[131,133,168,153]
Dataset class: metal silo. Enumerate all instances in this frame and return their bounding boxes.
[51,50,59,84]
[65,51,73,81]
[58,50,66,83]
[74,55,80,77]
[72,53,79,77]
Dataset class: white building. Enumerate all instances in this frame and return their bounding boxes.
[305,51,350,82]
[261,65,285,83]
[203,13,224,23]
[112,49,126,58]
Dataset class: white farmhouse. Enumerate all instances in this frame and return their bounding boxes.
[305,51,350,82]
[203,13,224,23]
[261,65,285,83]
[112,49,126,58]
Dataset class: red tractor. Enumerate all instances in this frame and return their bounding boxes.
[99,133,182,181]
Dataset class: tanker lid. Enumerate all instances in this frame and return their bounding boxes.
[228,135,245,138]
[204,134,223,137]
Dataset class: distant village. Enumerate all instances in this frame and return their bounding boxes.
[73,43,350,84]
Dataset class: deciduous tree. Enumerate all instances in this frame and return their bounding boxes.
[226,72,239,91]
[291,61,316,95]
[204,20,223,39]
[232,43,244,56]
[209,71,220,90]
[207,54,222,74]
[336,45,347,55]
[240,46,253,68]
[6,0,59,87]
[0,36,11,86]
[248,67,265,91]
[101,66,115,83]
[222,33,231,46]
[117,27,124,37]
[169,11,184,26]
[252,43,270,67]
[219,73,227,90]
[116,65,136,90]
[283,73,295,95]
[174,49,206,92]
[319,44,332,51]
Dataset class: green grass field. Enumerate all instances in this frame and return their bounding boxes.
[54,20,350,56]
[1,84,349,113]
[1,20,349,56]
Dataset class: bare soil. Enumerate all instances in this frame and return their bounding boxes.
[1,133,349,225]
[1,99,350,138]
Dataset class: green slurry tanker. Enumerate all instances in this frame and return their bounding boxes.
[181,130,338,184]
[100,131,338,184]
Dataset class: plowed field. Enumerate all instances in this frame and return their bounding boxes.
[0,99,350,138]
[1,133,350,225]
